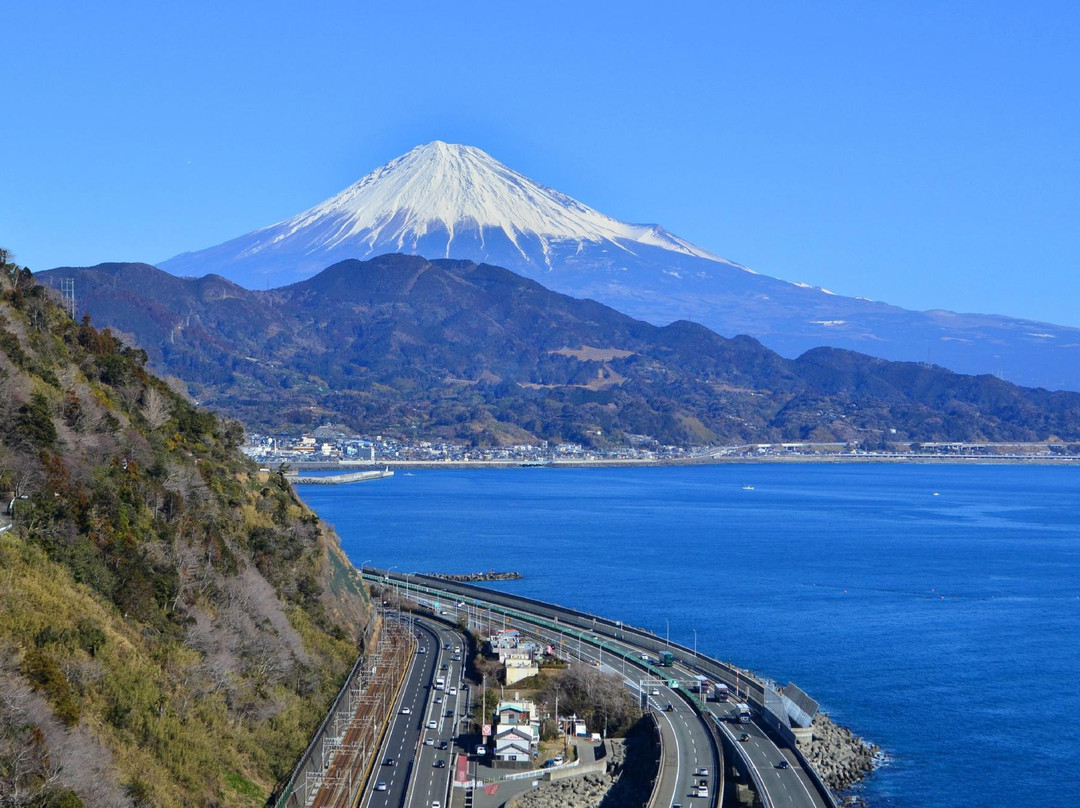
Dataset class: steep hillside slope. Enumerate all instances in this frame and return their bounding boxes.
[0,252,372,807]
[40,256,1080,448]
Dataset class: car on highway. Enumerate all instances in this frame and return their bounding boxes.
[695,767,710,777]
[665,703,674,711]
[424,737,434,746]
[383,757,395,766]
[739,732,750,742]
[431,802,441,808]
[446,709,454,717]
[417,646,426,654]
[776,759,790,769]
[439,740,448,749]
[375,782,387,791]
[427,719,437,729]
[444,643,451,650]
[434,759,446,768]
[449,686,457,695]
[434,695,442,703]
[400,707,411,715]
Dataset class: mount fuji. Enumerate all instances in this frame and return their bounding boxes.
[159,141,1080,391]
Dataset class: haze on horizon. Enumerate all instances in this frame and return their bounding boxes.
[3,1,1079,328]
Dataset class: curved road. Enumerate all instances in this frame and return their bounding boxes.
[366,570,831,808]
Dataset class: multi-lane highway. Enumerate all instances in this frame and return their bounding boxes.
[366,570,834,808]
[360,615,469,808]
[506,618,719,807]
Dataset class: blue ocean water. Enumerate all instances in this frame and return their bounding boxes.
[297,464,1080,808]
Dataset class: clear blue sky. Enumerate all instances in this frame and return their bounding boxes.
[3,2,1079,326]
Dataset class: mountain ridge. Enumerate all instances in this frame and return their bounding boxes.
[41,255,1080,448]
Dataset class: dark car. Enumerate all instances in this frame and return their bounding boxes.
[439,740,448,750]
[776,759,789,770]
[665,703,674,712]
[383,757,396,766]
[434,759,446,768]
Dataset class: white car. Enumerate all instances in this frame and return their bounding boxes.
[400,706,411,715]
[375,782,387,791]
[432,803,441,808]
[427,719,437,729]
[448,686,457,696]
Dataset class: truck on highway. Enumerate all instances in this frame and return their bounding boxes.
[735,702,752,723]
[660,651,675,667]
[714,683,730,702]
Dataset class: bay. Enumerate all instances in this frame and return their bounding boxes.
[297,463,1080,808]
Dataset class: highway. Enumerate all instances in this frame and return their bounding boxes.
[359,614,468,808]
[508,618,719,808]
[367,570,833,808]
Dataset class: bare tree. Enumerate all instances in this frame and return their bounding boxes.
[140,386,172,430]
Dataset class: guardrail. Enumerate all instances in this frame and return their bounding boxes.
[789,743,839,808]
[643,712,663,808]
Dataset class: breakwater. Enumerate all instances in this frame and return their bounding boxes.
[806,713,880,793]
[429,570,523,582]
[287,469,394,485]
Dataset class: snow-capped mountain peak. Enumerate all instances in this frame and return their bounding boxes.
[152,141,1080,392]
[255,140,723,267]
[161,141,740,287]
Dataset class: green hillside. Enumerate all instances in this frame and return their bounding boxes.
[0,250,373,807]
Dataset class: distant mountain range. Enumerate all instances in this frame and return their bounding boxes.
[156,141,1080,392]
[40,256,1080,447]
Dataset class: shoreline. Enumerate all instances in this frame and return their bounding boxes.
[274,454,1080,471]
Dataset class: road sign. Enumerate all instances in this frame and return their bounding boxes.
[482,723,491,736]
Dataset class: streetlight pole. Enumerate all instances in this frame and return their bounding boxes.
[385,566,398,614]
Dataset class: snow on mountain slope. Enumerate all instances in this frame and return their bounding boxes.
[156,142,1080,392]
[161,141,751,287]
[269,141,724,263]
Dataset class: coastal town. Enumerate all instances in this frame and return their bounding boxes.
[242,427,1080,467]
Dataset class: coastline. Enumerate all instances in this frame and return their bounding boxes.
[277,454,1080,472]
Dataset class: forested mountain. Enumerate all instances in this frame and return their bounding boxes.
[0,250,372,807]
[41,255,1080,448]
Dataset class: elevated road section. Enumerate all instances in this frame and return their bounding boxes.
[364,569,837,808]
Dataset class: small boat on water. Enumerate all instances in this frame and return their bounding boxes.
[741,485,755,491]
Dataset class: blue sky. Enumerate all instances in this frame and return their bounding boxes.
[3,1,1079,326]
